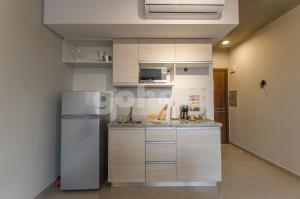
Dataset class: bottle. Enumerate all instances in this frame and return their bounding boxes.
[158,104,168,121]
[170,101,178,120]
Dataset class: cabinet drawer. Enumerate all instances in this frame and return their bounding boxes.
[146,163,176,182]
[146,128,176,142]
[146,143,176,162]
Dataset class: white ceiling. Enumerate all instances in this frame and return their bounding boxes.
[44,0,239,43]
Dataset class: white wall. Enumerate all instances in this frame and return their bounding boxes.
[72,53,225,121]
[72,66,214,120]
[229,5,300,175]
[0,1,73,199]
[73,67,113,92]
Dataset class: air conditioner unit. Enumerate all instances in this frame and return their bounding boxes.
[145,0,225,19]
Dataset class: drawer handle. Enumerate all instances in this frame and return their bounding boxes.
[146,141,176,144]
[145,161,176,165]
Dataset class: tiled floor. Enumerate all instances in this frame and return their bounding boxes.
[38,145,300,199]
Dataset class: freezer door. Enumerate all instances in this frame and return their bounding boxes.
[61,118,100,190]
[62,92,100,116]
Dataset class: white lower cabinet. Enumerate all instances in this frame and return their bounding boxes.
[108,127,221,184]
[146,163,176,182]
[146,143,176,162]
[145,128,177,182]
[177,128,222,182]
[108,129,145,182]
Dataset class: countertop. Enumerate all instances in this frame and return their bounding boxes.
[108,119,222,128]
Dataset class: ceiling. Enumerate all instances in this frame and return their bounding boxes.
[214,0,300,50]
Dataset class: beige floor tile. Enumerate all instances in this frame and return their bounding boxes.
[38,144,300,199]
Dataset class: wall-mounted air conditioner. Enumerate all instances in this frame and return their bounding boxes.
[145,0,225,19]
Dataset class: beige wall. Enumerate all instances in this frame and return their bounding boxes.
[229,5,300,175]
[213,50,229,68]
[0,1,73,199]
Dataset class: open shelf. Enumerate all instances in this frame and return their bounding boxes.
[63,40,113,67]
[138,83,175,88]
[113,83,175,88]
[64,61,113,68]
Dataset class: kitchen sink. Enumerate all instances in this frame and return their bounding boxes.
[117,120,142,124]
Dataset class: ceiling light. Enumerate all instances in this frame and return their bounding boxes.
[222,40,230,45]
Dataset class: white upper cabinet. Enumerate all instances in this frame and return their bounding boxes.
[113,39,139,85]
[139,39,176,62]
[176,39,213,62]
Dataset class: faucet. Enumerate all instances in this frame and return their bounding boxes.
[127,106,133,121]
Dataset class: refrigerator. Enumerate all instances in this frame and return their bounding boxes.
[60,91,110,190]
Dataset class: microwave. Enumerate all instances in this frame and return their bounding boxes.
[139,66,168,83]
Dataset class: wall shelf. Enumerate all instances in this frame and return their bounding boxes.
[113,83,175,88]
[138,83,175,88]
[63,40,113,67]
[64,61,113,68]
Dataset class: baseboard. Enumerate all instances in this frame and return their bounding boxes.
[230,142,300,180]
[111,182,218,187]
[34,182,55,199]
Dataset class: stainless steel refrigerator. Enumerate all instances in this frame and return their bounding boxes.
[61,91,110,190]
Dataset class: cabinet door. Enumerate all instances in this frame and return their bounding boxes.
[177,128,221,182]
[139,39,175,62]
[113,39,139,85]
[108,129,145,182]
[176,39,212,62]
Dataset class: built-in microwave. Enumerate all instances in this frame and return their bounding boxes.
[139,66,168,83]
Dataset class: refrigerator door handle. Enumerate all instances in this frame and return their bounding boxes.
[62,115,100,119]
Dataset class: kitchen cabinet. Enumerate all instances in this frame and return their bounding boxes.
[146,163,177,182]
[146,128,176,142]
[108,126,221,185]
[108,129,145,182]
[139,39,176,62]
[177,128,221,182]
[146,143,176,162]
[145,128,177,182]
[176,39,213,62]
[113,39,139,86]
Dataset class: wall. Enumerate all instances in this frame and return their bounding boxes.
[213,50,229,68]
[115,66,214,120]
[0,1,73,199]
[74,66,214,121]
[73,67,113,92]
[72,51,228,121]
[229,5,300,175]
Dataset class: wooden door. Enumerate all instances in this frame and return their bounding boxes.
[213,69,229,144]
